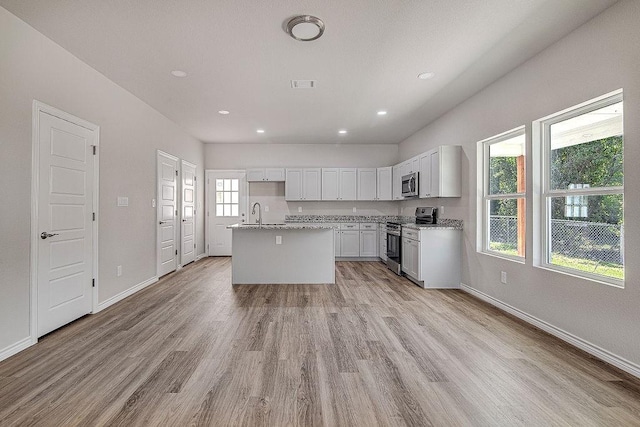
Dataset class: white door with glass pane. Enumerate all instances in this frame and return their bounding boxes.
[206,170,247,256]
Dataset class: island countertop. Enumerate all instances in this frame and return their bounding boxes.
[227,223,335,230]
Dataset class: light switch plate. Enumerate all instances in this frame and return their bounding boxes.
[298,207,302,212]
[151,199,156,208]
[352,207,357,213]
[117,265,122,277]
[276,236,282,245]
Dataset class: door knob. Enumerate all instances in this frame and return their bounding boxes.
[159,221,168,225]
[40,232,59,239]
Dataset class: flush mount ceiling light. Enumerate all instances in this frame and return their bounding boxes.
[418,72,435,80]
[377,111,387,116]
[338,130,347,135]
[218,110,230,115]
[171,70,188,77]
[256,129,265,134]
[286,15,325,41]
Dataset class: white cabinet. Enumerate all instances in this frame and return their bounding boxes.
[357,168,377,200]
[376,167,392,201]
[322,168,357,200]
[400,156,420,177]
[392,164,403,200]
[285,168,322,201]
[401,226,461,288]
[359,223,378,257]
[379,223,388,261]
[339,223,360,257]
[419,145,461,198]
[285,169,303,200]
[247,168,285,182]
[401,228,420,279]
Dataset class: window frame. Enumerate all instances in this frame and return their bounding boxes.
[478,126,527,262]
[536,90,624,287]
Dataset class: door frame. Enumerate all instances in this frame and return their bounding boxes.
[30,100,100,343]
[205,169,248,256]
[157,150,180,276]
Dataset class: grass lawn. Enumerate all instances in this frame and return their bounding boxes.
[489,242,623,280]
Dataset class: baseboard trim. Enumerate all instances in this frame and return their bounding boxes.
[95,276,158,313]
[0,336,35,363]
[195,253,207,261]
[460,283,640,379]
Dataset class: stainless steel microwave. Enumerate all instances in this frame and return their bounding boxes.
[401,172,418,197]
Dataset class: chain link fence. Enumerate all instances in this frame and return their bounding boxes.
[490,216,624,265]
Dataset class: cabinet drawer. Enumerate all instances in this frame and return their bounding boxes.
[340,223,359,230]
[402,228,419,241]
[359,222,377,230]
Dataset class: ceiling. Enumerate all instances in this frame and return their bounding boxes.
[0,0,617,145]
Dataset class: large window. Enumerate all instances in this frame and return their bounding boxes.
[537,91,624,286]
[479,127,526,261]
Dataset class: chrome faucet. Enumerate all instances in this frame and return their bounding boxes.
[251,202,262,226]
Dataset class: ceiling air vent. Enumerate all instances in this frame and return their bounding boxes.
[291,80,316,89]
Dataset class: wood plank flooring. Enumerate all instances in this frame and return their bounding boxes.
[1,257,639,426]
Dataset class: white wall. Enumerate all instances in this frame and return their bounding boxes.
[398,0,640,369]
[206,143,400,221]
[0,8,205,357]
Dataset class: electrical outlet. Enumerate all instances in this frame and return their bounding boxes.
[352,207,357,213]
[439,205,445,215]
[500,271,507,284]
[264,205,269,212]
[276,236,282,245]
[298,206,302,212]
[117,265,123,277]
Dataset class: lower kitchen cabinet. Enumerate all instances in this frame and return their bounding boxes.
[401,235,420,279]
[340,230,360,256]
[359,230,378,257]
[401,227,461,288]
[379,224,387,261]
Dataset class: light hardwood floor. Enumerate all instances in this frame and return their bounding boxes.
[1,258,639,426]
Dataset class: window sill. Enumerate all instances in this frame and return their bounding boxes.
[534,264,624,289]
[478,250,525,264]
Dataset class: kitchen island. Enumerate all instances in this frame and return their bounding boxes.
[228,223,335,284]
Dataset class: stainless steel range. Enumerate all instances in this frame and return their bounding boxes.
[385,221,402,275]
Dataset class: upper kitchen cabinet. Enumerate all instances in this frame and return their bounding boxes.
[392,164,402,200]
[376,167,392,201]
[285,168,322,200]
[322,168,357,200]
[419,145,461,198]
[400,156,420,177]
[357,168,377,200]
[247,168,285,182]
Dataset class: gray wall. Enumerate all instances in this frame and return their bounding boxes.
[0,8,205,355]
[398,0,640,367]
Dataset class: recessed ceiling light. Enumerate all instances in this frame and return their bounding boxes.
[257,129,265,134]
[218,110,230,115]
[338,130,347,134]
[377,111,387,116]
[171,70,188,77]
[286,15,325,42]
[418,72,435,80]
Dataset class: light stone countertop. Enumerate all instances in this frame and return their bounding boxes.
[227,223,335,230]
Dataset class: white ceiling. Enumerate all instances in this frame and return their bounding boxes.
[0,0,617,145]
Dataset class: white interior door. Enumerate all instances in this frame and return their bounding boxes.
[206,170,247,256]
[37,110,96,337]
[181,160,196,266]
[157,151,178,276]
